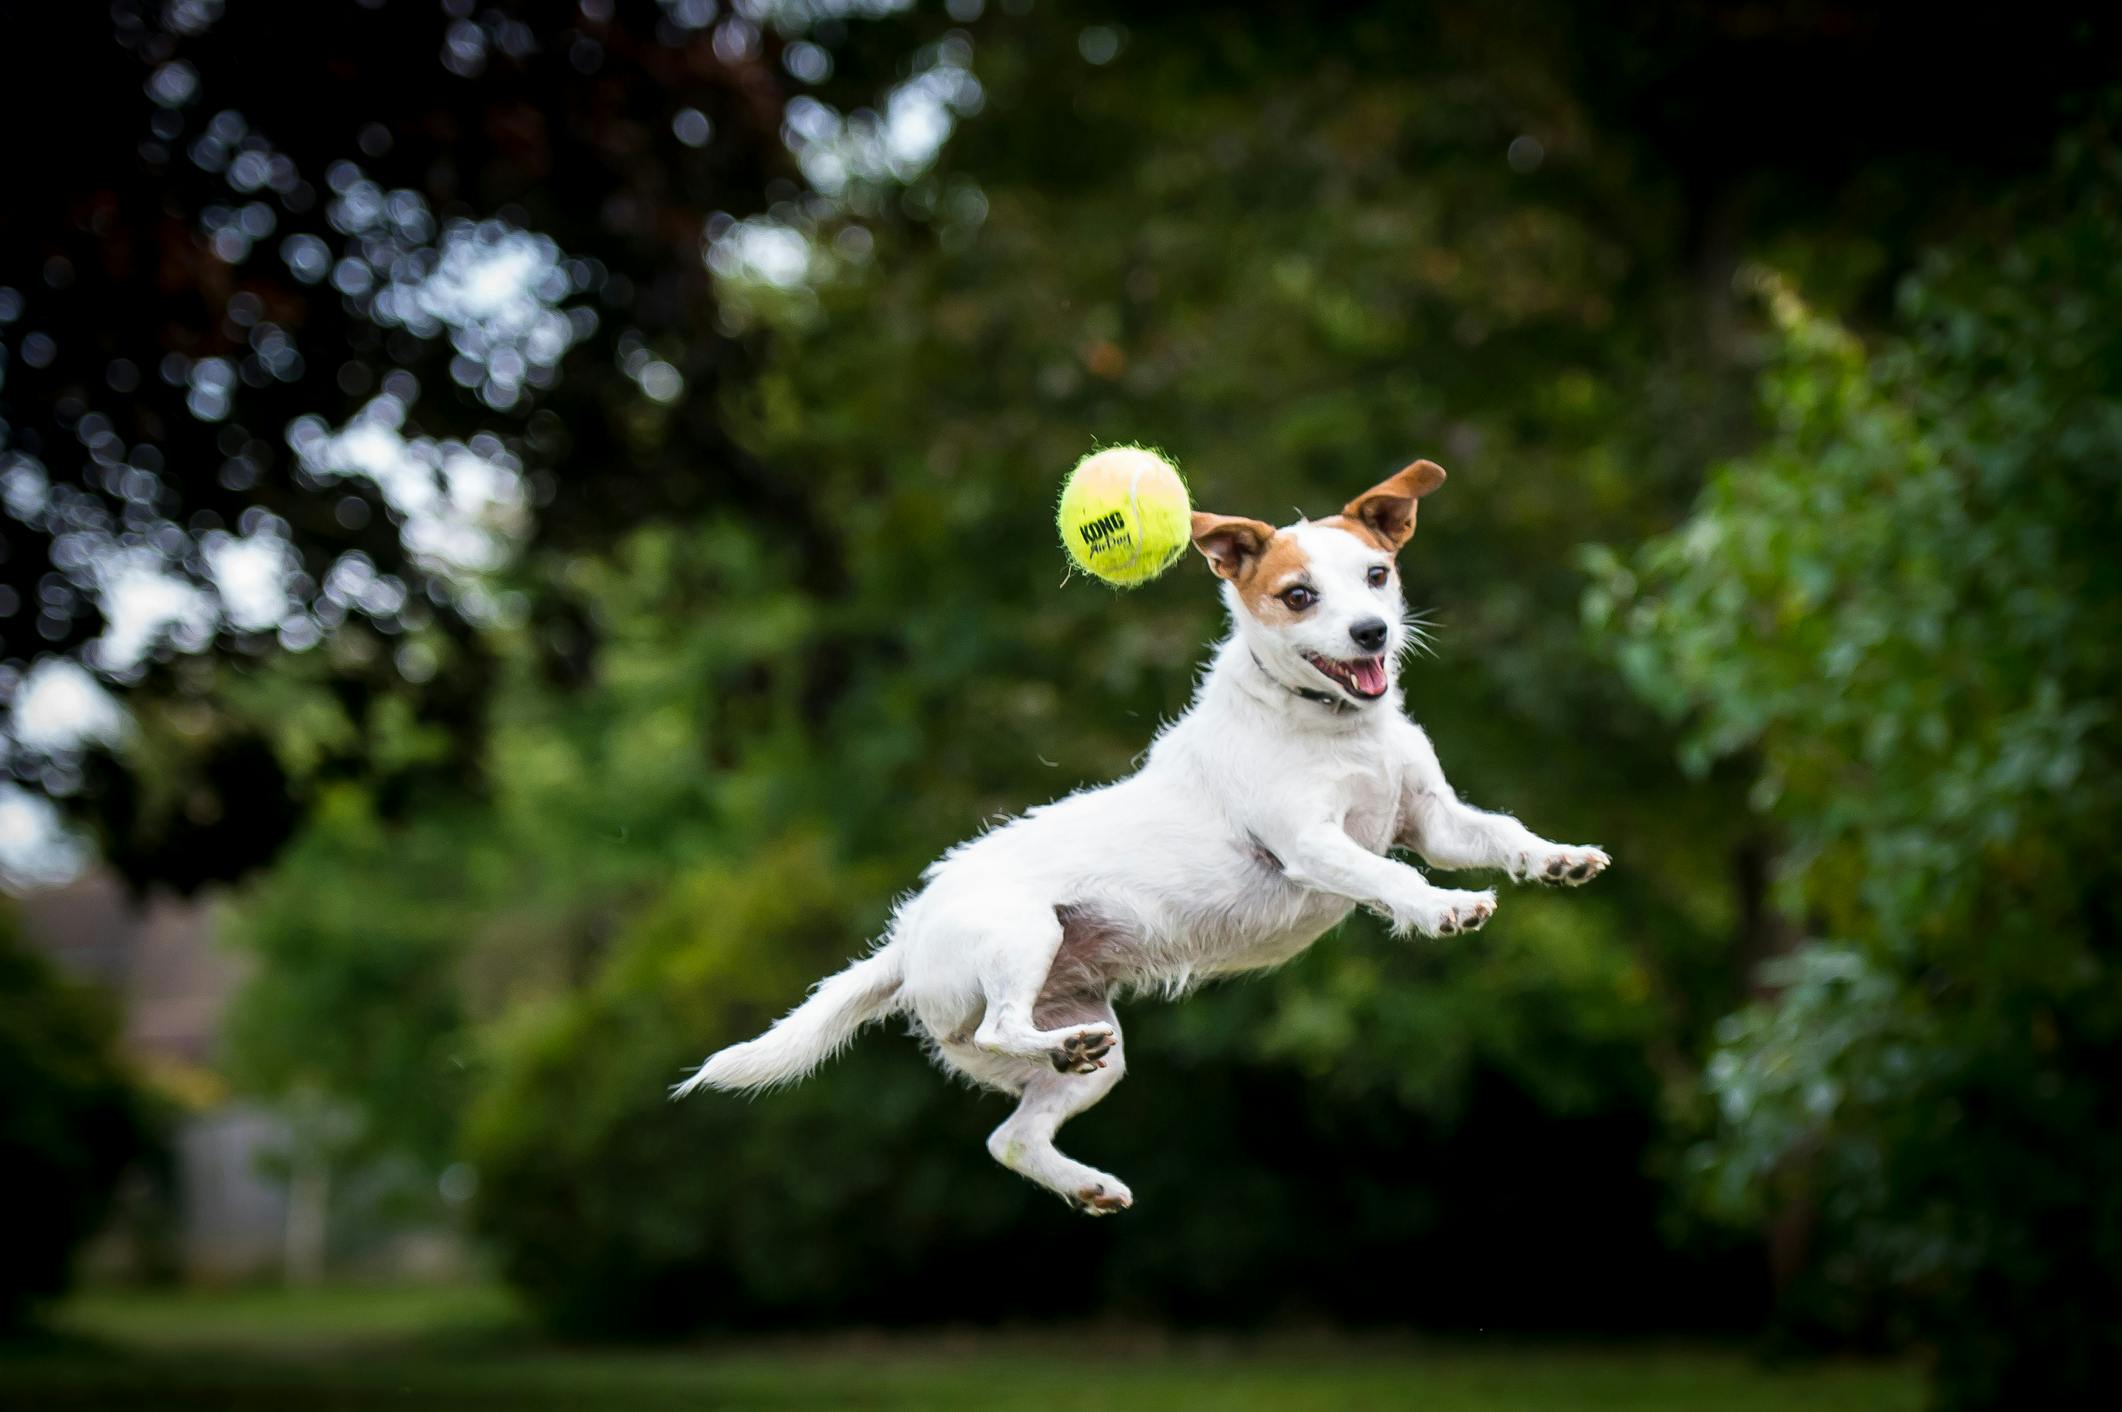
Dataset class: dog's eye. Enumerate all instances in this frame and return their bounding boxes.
[1366,566,1390,589]
[1280,585,1318,611]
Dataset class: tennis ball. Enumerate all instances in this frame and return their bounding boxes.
[1057,445,1192,588]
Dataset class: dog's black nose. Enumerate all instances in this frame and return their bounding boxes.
[1350,618,1389,653]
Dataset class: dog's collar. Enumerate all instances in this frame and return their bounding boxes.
[1250,651,1355,714]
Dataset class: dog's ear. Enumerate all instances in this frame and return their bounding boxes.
[1341,459,1447,551]
[1190,512,1276,581]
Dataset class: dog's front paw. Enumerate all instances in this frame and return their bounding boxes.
[1518,845,1611,887]
[1397,888,1496,939]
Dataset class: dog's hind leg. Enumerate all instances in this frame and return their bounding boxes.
[980,1006,1132,1214]
[955,899,1116,1071]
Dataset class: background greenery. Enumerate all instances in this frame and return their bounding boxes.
[3,3,2117,1408]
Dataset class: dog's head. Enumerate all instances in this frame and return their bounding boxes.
[1190,460,1446,710]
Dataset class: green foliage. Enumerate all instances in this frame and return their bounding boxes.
[0,913,158,1329]
[1591,136,2122,1406]
[220,520,826,1172]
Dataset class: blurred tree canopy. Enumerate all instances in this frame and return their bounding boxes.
[6,2,2120,1403]
[1,0,968,886]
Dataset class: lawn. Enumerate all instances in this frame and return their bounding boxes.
[0,1285,1924,1412]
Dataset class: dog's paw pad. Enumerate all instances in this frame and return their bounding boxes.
[1068,1183,1133,1216]
[1530,847,1609,886]
[1051,1026,1117,1074]
[1424,892,1494,937]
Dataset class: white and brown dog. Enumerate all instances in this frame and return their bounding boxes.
[677,461,1609,1213]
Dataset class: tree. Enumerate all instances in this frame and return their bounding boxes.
[0,0,957,887]
[1591,128,2122,1406]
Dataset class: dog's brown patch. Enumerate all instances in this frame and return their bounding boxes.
[1341,459,1447,551]
[1191,512,1318,624]
[1234,532,1314,620]
[1190,512,1275,580]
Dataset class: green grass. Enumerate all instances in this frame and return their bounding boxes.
[41,1282,527,1351]
[1,1284,1924,1412]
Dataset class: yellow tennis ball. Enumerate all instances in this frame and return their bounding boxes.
[1057,445,1192,588]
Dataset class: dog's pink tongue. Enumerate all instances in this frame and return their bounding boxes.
[1353,657,1387,695]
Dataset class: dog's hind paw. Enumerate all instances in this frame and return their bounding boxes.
[1050,1025,1118,1074]
[1066,1180,1133,1216]
[1520,845,1611,887]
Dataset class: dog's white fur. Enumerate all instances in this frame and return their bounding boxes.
[675,461,1609,1214]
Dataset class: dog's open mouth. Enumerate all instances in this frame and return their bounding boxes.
[1303,652,1389,700]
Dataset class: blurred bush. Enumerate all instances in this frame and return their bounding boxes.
[1591,131,2122,1405]
[0,915,159,1330]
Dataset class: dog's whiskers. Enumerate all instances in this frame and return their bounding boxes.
[1398,609,1442,661]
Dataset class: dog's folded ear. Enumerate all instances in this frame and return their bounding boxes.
[1190,512,1276,580]
[1342,460,1447,551]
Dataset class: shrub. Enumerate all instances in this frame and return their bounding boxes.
[0,915,158,1329]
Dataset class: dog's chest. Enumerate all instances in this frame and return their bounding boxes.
[1184,740,1404,971]
[1327,758,1403,854]
[1267,731,1403,852]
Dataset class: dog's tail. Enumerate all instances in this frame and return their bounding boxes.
[671,943,905,1098]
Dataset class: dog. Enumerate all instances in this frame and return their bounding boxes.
[675,460,1610,1214]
